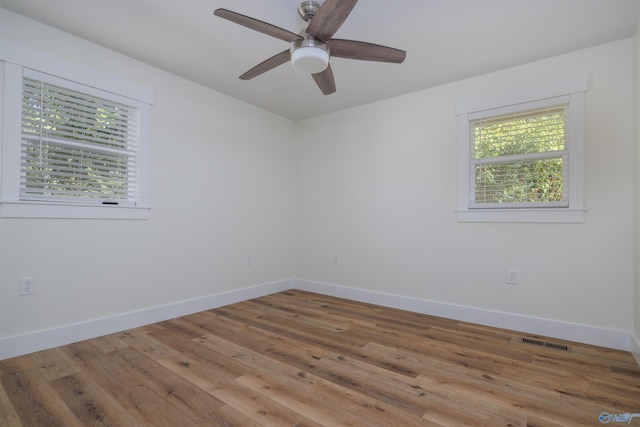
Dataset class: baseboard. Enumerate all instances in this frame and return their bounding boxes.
[0,279,294,360]
[2,277,635,361]
[294,278,633,352]
[631,333,640,366]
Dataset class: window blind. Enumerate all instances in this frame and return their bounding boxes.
[21,77,140,205]
[469,105,568,208]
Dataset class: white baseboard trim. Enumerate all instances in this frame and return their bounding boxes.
[2,277,636,363]
[294,279,633,352]
[0,279,294,361]
[631,333,640,366]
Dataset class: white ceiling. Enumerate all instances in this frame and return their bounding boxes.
[1,0,640,120]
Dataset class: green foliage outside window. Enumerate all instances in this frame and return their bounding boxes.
[472,107,566,205]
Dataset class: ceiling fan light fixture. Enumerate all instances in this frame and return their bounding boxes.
[291,47,329,73]
[290,36,329,74]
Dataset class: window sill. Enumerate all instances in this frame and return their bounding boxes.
[456,208,585,223]
[0,201,150,220]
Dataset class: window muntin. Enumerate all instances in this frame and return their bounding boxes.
[470,105,568,208]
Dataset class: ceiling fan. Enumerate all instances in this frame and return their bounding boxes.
[214,0,406,95]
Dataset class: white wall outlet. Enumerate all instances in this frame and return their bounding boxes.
[333,253,340,264]
[246,255,253,267]
[19,276,35,296]
[506,269,518,285]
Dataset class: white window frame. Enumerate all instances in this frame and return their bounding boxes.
[1,42,153,219]
[455,76,588,223]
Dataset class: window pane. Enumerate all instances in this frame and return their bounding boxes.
[474,158,563,204]
[474,107,565,159]
[22,139,130,200]
[23,78,135,151]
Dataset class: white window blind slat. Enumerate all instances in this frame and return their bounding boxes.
[473,150,566,165]
[22,135,137,157]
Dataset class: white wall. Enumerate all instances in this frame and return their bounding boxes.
[296,39,635,334]
[0,9,296,342]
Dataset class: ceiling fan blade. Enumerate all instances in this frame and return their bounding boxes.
[312,65,336,95]
[306,0,358,41]
[329,39,406,63]
[214,9,302,43]
[240,50,291,80]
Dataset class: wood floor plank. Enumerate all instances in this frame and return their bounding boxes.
[421,324,535,363]
[0,381,22,427]
[213,304,372,361]
[191,311,331,370]
[29,348,82,382]
[253,293,379,330]
[356,328,507,377]
[194,333,415,426]
[158,314,216,338]
[49,371,144,427]
[241,299,351,333]
[62,340,204,426]
[1,367,83,426]
[233,371,362,426]
[2,289,639,426]
[109,329,179,361]
[418,376,527,426]
[150,330,251,380]
[501,357,640,410]
[0,357,34,377]
[109,346,231,423]
[157,352,322,426]
[195,333,321,387]
[304,351,431,417]
[88,333,131,354]
[415,355,612,425]
[195,313,431,419]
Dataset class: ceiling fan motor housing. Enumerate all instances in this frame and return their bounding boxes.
[298,1,321,22]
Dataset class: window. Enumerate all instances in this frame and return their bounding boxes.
[1,43,153,219]
[471,102,568,208]
[456,76,587,223]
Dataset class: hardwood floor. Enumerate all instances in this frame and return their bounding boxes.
[1,289,639,426]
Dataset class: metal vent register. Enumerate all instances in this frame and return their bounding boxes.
[518,337,571,352]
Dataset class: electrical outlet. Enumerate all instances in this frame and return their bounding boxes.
[246,255,253,267]
[19,276,35,296]
[506,269,518,285]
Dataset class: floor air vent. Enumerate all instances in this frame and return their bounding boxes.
[519,337,571,352]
